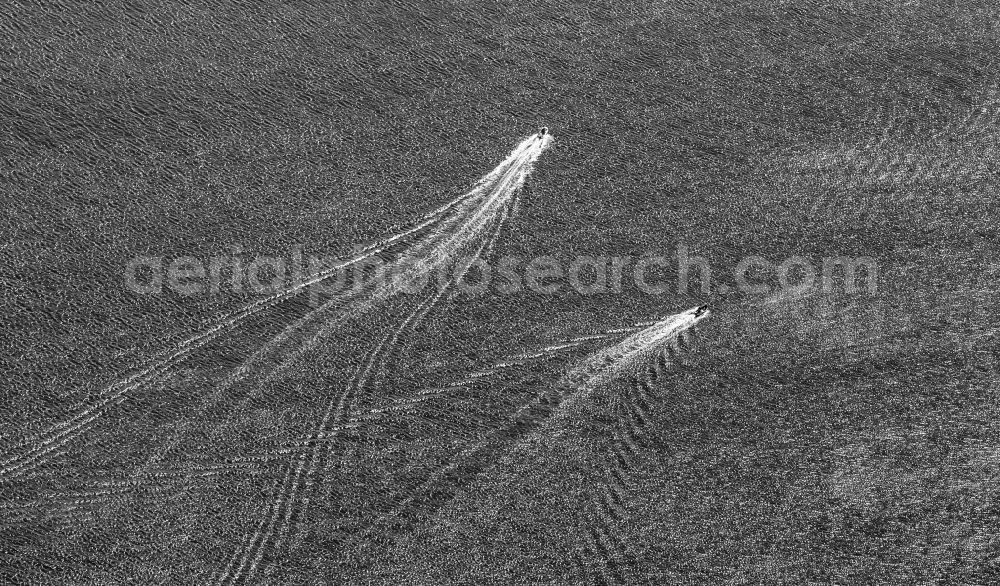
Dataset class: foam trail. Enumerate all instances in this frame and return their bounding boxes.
[105,136,541,512]
[233,133,548,392]
[508,306,710,422]
[347,305,710,546]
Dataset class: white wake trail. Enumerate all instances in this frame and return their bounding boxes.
[0,134,550,485]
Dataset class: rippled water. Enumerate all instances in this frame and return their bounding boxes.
[3,1,1000,584]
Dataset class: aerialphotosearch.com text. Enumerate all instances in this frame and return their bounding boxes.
[125,244,878,306]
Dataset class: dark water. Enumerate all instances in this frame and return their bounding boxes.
[3,1,1000,584]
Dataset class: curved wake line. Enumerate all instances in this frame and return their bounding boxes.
[0,132,552,486]
[213,132,550,586]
